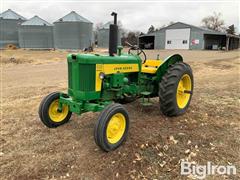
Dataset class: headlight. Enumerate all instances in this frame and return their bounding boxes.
[99,72,105,79]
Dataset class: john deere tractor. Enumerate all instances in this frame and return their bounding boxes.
[39,13,193,152]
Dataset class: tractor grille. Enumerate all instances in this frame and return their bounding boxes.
[68,62,96,92]
[79,64,96,91]
[68,62,72,88]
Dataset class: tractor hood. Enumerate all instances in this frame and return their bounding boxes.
[67,53,141,64]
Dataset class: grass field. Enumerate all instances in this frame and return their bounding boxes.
[1,49,240,179]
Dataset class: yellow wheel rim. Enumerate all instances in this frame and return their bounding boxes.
[176,74,192,109]
[106,113,126,144]
[48,99,69,122]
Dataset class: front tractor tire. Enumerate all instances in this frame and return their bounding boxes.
[159,62,193,116]
[94,103,129,152]
[38,92,72,128]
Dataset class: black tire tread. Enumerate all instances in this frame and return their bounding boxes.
[159,62,193,116]
[39,92,72,128]
[94,103,129,152]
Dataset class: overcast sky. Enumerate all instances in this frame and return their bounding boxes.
[1,0,239,33]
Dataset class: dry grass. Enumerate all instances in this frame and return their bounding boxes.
[1,49,240,179]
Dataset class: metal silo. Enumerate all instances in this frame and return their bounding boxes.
[0,9,26,48]
[18,16,54,49]
[97,21,122,48]
[53,11,93,50]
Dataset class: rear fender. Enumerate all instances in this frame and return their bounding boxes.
[156,54,183,81]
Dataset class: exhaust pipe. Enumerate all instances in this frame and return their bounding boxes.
[109,12,118,56]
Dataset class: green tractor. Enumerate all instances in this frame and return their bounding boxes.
[39,13,193,152]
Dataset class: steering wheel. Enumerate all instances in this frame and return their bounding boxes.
[126,42,147,64]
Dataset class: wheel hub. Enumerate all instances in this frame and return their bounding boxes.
[48,99,69,122]
[106,113,126,144]
[176,74,192,109]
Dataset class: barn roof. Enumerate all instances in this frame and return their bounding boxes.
[0,9,26,20]
[54,11,92,23]
[155,22,225,35]
[21,15,52,26]
[167,22,225,34]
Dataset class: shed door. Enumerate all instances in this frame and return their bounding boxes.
[165,28,190,49]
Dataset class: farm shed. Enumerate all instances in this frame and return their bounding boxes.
[97,21,122,48]
[139,22,239,50]
[0,9,26,48]
[18,16,54,49]
[53,11,93,50]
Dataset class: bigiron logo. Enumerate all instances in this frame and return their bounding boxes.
[181,161,237,179]
[114,66,132,71]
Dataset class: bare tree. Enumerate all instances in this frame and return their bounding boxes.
[155,22,174,31]
[168,21,175,26]
[226,24,236,35]
[155,25,166,31]
[201,12,225,31]
[147,25,155,34]
[121,31,139,46]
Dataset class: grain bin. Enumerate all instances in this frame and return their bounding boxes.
[97,21,122,48]
[18,16,54,49]
[0,9,26,48]
[53,11,93,50]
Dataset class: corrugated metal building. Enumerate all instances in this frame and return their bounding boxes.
[97,21,122,48]
[139,22,239,50]
[53,11,93,49]
[0,9,26,48]
[18,16,54,49]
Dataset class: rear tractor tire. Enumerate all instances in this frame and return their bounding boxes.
[159,62,193,116]
[94,103,129,152]
[38,92,72,128]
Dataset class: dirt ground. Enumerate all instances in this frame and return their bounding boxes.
[1,48,240,180]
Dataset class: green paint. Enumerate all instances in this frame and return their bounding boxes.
[110,73,125,87]
[67,53,140,64]
[61,52,183,115]
[156,54,183,81]
[117,46,123,56]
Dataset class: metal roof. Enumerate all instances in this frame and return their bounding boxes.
[174,22,225,35]
[157,22,225,35]
[140,22,227,38]
[21,15,52,26]
[0,9,26,20]
[100,21,112,29]
[54,11,92,23]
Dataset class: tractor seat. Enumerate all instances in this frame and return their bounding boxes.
[141,59,163,74]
